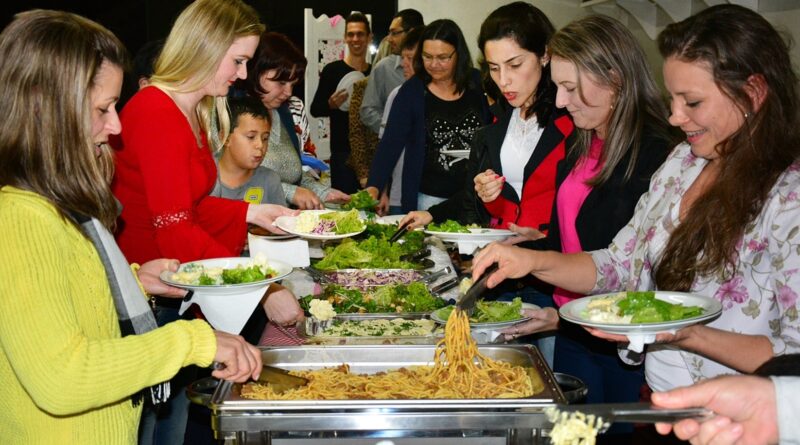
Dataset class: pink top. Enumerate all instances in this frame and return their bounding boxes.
[552,135,604,307]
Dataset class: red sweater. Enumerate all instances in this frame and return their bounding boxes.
[112,87,248,264]
[483,113,573,231]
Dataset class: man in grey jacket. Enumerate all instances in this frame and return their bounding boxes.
[359,9,423,134]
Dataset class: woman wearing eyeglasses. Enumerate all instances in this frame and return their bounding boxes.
[365,19,491,212]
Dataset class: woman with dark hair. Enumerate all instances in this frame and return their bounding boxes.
[240,31,349,209]
[493,18,673,435]
[397,3,574,367]
[401,2,572,234]
[365,19,491,212]
[473,0,800,403]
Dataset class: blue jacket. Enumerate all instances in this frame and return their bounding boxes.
[367,72,490,211]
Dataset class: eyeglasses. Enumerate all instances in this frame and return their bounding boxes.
[421,51,456,65]
[388,28,406,37]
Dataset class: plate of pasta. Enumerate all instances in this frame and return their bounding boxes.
[160,255,292,295]
[559,291,722,335]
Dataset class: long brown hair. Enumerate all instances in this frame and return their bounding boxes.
[0,10,128,230]
[654,4,800,290]
[548,15,671,186]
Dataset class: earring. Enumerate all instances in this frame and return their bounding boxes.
[744,111,751,119]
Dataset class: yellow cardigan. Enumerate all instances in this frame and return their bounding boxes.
[0,187,217,444]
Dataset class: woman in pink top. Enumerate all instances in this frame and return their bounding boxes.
[493,14,674,437]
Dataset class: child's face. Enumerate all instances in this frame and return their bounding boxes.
[224,114,270,170]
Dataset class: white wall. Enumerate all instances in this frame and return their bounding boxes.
[398,0,800,90]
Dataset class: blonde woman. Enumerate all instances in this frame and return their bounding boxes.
[112,1,302,442]
[0,10,261,444]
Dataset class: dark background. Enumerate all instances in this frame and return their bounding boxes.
[1,0,398,102]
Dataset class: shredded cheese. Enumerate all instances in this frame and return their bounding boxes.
[309,299,336,321]
[545,407,609,445]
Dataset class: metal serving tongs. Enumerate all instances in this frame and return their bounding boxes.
[399,247,431,262]
[302,266,330,284]
[256,365,309,394]
[530,403,714,433]
[212,361,308,394]
[455,263,499,316]
[388,221,411,243]
[420,266,452,285]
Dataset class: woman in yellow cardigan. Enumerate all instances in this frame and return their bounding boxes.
[0,10,262,444]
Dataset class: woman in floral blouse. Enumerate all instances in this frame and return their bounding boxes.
[472,3,800,393]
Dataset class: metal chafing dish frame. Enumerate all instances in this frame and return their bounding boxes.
[299,313,442,345]
[189,344,565,445]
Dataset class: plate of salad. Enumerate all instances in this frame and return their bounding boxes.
[274,209,366,240]
[430,297,535,330]
[160,254,293,295]
[559,291,722,335]
[424,220,513,243]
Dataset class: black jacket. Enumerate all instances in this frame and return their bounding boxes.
[428,107,573,228]
[521,126,672,253]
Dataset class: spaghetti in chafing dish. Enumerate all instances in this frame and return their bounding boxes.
[241,310,542,400]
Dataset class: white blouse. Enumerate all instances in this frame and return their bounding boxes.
[499,108,545,200]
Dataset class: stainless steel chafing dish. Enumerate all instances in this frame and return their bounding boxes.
[299,313,442,345]
[189,345,565,444]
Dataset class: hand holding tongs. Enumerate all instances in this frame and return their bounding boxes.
[456,263,499,316]
[531,403,714,433]
[388,222,411,243]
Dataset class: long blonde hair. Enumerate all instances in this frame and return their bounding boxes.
[549,15,670,186]
[0,10,128,230]
[149,0,263,145]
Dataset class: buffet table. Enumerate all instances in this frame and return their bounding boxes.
[186,219,565,444]
[189,345,565,445]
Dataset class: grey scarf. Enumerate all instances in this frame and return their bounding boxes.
[76,214,170,406]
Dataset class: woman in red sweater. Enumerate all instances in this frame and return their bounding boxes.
[113,2,293,265]
[111,1,301,443]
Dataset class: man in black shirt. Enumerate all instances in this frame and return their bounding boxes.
[310,12,372,194]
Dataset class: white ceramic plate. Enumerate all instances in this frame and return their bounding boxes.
[247,227,298,240]
[160,257,293,295]
[424,227,514,243]
[430,302,538,330]
[440,149,470,159]
[559,291,722,335]
[336,70,366,112]
[274,210,366,240]
[374,215,405,225]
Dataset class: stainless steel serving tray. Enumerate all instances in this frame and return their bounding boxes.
[299,313,442,345]
[203,344,565,411]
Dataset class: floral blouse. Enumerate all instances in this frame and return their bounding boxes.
[589,143,800,391]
